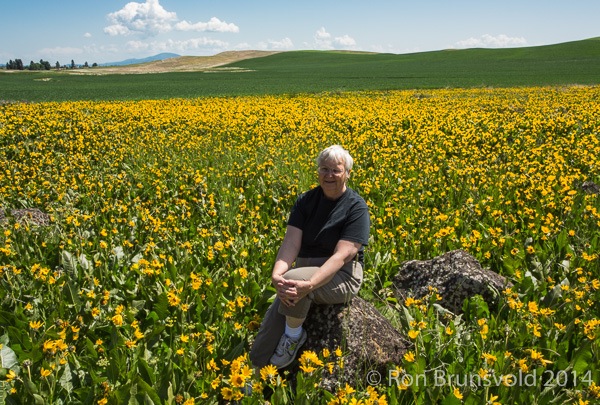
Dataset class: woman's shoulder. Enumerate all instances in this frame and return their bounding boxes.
[345,188,368,206]
[297,186,323,200]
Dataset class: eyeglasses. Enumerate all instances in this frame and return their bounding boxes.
[318,167,346,176]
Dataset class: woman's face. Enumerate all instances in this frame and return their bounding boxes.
[318,159,348,200]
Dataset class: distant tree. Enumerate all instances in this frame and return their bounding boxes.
[84,61,89,68]
[92,62,98,68]
[6,58,47,70]
[55,61,60,70]
[71,59,76,69]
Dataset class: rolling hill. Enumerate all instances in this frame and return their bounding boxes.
[2,37,599,101]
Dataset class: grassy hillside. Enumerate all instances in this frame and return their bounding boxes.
[228,37,600,88]
[1,37,599,102]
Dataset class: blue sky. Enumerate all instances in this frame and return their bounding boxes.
[2,0,599,65]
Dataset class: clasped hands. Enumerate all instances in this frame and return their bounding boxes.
[273,275,313,307]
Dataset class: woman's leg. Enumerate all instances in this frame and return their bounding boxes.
[269,261,363,368]
[251,259,363,369]
[249,298,286,369]
[310,260,363,305]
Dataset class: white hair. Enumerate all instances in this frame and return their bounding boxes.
[316,145,354,172]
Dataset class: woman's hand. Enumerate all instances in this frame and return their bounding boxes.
[275,279,312,307]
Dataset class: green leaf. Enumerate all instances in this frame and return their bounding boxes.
[541,278,569,307]
[0,343,19,370]
[0,311,27,330]
[33,394,46,404]
[166,383,175,405]
[153,293,169,321]
[462,295,489,321]
[571,341,592,375]
[85,337,98,361]
[58,361,74,392]
[442,391,463,405]
[62,281,82,309]
[132,300,146,311]
[7,326,32,352]
[135,375,161,405]
[61,250,78,277]
[78,253,91,271]
[24,375,39,395]
[137,358,155,386]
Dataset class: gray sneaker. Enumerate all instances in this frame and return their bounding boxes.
[269,330,307,369]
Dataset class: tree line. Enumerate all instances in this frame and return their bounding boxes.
[4,59,98,70]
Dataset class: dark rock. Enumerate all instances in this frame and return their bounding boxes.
[581,180,600,194]
[298,296,411,390]
[393,249,511,314]
[0,208,51,226]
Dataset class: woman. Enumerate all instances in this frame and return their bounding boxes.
[249,145,370,369]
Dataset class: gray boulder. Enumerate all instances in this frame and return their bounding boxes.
[0,208,51,226]
[393,249,511,314]
[581,180,600,194]
[300,296,410,389]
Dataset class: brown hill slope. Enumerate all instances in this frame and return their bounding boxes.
[76,50,280,74]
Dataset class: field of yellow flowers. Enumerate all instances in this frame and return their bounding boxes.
[1,87,599,404]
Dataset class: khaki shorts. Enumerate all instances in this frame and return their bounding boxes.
[249,257,363,368]
[277,257,363,318]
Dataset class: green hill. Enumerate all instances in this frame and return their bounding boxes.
[225,37,600,89]
[2,37,600,102]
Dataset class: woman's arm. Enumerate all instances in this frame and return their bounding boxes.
[284,239,361,301]
[271,225,302,280]
[307,239,361,289]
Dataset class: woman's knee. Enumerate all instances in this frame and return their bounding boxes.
[283,266,320,281]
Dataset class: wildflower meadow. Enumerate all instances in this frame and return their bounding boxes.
[1,87,599,404]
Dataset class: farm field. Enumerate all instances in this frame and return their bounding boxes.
[1,87,600,404]
[2,37,600,102]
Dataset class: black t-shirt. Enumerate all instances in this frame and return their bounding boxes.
[287,186,370,263]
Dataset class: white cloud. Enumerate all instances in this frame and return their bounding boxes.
[314,27,334,49]
[104,24,132,36]
[126,37,229,54]
[334,35,356,47]
[313,27,356,50]
[454,34,527,49]
[104,0,239,38]
[257,38,294,50]
[105,0,177,37]
[84,33,92,38]
[315,27,331,41]
[175,17,239,33]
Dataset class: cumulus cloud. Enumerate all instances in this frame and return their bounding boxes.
[315,27,331,41]
[257,38,294,50]
[84,32,92,38]
[104,0,238,37]
[313,27,356,50]
[126,37,229,53]
[314,27,332,49]
[105,0,177,36]
[334,35,356,47]
[175,17,239,33]
[455,34,527,49]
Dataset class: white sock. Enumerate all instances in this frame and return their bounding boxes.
[285,324,303,340]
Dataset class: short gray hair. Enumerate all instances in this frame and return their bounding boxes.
[316,145,354,172]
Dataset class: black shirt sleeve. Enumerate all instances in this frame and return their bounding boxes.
[288,187,370,258]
